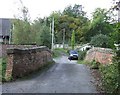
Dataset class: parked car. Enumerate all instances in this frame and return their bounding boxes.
[68,50,78,60]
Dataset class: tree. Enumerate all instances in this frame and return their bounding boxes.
[86,8,114,42]
[38,25,51,48]
[12,19,33,44]
[12,5,34,44]
[71,30,75,50]
[90,34,109,48]
[47,4,89,44]
[63,4,86,17]
[32,18,51,48]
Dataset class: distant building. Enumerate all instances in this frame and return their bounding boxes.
[0,18,12,44]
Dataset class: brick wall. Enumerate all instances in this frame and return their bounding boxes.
[85,47,114,64]
[5,46,53,81]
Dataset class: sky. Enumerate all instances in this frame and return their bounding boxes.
[0,0,114,20]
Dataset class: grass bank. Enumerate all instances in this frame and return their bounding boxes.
[52,48,68,58]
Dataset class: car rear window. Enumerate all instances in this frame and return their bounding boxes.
[70,50,78,54]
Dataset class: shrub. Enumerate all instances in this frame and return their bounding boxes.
[52,48,68,58]
[90,60,100,69]
[90,34,109,48]
[99,63,119,93]
[78,50,87,60]
[2,58,7,81]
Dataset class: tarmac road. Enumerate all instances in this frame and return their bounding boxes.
[2,55,98,93]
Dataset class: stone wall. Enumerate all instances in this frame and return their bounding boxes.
[85,47,114,64]
[0,44,38,57]
[5,46,53,81]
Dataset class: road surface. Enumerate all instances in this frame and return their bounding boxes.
[2,55,98,93]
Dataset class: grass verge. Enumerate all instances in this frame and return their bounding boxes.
[52,48,68,58]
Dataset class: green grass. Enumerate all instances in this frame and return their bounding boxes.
[52,48,68,58]
[77,60,86,64]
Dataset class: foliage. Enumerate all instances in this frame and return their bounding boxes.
[0,58,7,81]
[77,60,86,64]
[52,48,68,58]
[36,25,51,48]
[90,60,100,69]
[90,34,109,48]
[99,63,119,93]
[47,4,89,44]
[85,8,114,42]
[12,19,33,44]
[113,50,120,93]
[111,22,120,44]
[32,18,51,48]
[112,23,120,93]
[78,50,87,60]
[63,4,86,17]
[12,5,34,45]
[71,30,75,50]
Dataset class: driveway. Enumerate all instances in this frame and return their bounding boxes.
[2,55,98,93]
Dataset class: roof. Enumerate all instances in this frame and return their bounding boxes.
[0,18,11,36]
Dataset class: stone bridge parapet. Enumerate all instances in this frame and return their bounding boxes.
[85,47,114,64]
[5,46,53,81]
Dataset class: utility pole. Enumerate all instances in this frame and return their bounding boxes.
[51,17,54,51]
[116,0,120,22]
[50,23,52,35]
[62,28,65,48]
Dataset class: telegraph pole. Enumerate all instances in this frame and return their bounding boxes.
[50,23,52,35]
[117,0,120,22]
[51,17,54,51]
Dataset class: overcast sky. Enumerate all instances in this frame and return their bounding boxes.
[0,0,114,20]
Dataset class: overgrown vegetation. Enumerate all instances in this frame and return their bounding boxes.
[87,55,119,93]
[89,60,100,69]
[52,48,68,58]
[99,63,119,93]
[90,34,109,48]
[0,58,7,82]
[12,4,51,48]
[78,50,87,60]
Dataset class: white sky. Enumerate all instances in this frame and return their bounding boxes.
[0,0,114,20]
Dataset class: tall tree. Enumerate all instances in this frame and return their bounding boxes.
[63,4,86,17]
[48,4,89,44]
[32,18,51,48]
[86,8,114,42]
[12,5,33,44]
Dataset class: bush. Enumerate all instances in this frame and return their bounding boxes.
[99,63,119,93]
[90,60,100,69]
[90,34,109,48]
[78,50,87,60]
[1,58,7,81]
[36,25,51,49]
[52,48,68,58]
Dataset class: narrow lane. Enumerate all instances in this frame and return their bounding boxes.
[2,56,97,93]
